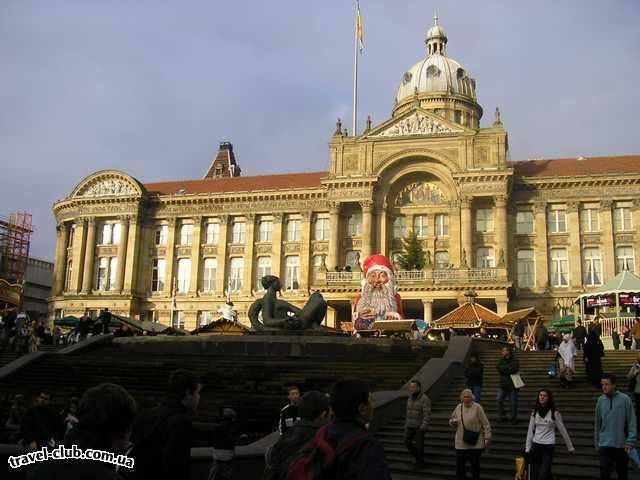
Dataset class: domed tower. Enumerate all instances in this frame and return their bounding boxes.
[393,15,482,128]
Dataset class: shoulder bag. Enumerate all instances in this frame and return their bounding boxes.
[460,404,480,446]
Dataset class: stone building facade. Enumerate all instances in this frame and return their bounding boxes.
[49,18,640,330]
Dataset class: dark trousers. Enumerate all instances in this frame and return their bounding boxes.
[599,447,628,480]
[531,443,554,480]
[456,449,481,480]
[404,427,424,464]
[470,385,482,403]
[497,388,518,420]
[575,339,584,350]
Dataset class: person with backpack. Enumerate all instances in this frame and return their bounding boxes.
[285,378,392,480]
[449,388,491,480]
[404,379,431,470]
[130,370,202,480]
[263,391,331,480]
[524,389,574,480]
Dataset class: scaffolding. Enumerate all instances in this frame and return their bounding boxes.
[0,212,33,285]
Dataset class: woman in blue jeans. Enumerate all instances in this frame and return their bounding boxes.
[524,390,575,480]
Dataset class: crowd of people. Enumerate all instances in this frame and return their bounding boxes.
[0,311,54,354]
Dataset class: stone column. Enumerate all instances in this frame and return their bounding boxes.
[115,217,130,292]
[496,298,509,316]
[215,215,229,295]
[189,216,203,295]
[242,214,256,295]
[299,212,313,292]
[53,222,70,296]
[360,200,373,259]
[271,214,284,279]
[566,202,582,288]
[449,202,461,268]
[376,206,388,256]
[533,202,549,290]
[123,215,141,295]
[460,197,472,267]
[494,196,508,267]
[81,217,97,294]
[600,200,615,282]
[422,299,433,323]
[70,219,87,293]
[164,218,177,293]
[327,202,341,270]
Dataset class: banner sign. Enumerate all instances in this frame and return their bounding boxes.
[586,295,614,307]
[620,294,640,305]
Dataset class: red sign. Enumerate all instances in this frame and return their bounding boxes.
[620,294,640,305]
[586,295,614,307]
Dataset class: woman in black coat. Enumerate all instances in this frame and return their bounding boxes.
[583,330,605,388]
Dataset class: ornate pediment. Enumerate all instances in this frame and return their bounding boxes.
[372,112,463,138]
[71,170,144,199]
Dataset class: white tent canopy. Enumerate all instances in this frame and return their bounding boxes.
[576,270,640,301]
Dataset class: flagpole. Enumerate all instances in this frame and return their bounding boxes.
[352,0,359,136]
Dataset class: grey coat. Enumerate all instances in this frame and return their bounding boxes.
[405,392,431,430]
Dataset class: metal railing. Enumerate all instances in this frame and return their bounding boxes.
[325,268,502,284]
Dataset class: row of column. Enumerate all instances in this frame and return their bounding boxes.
[326,196,508,270]
[53,216,137,296]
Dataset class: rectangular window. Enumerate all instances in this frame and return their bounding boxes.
[347,213,362,236]
[232,222,246,244]
[255,257,272,291]
[435,214,449,237]
[312,254,325,272]
[413,215,428,237]
[198,311,215,327]
[155,225,168,246]
[582,247,603,286]
[206,223,220,245]
[284,256,300,290]
[580,207,600,232]
[287,219,302,241]
[516,210,534,234]
[112,223,122,245]
[547,206,567,233]
[550,248,569,287]
[616,246,635,274]
[314,218,330,241]
[65,260,73,291]
[202,258,217,292]
[171,311,185,330]
[68,226,75,249]
[393,217,407,239]
[101,224,112,245]
[345,251,360,267]
[435,251,449,269]
[475,209,494,233]
[96,257,108,290]
[614,207,633,232]
[151,258,166,292]
[516,250,535,288]
[258,220,273,242]
[179,224,193,245]
[108,257,118,290]
[177,258,191,293]
[229,257,244,292]
[476,247,495,268]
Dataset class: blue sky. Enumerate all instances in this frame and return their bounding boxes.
[1,0,639,260]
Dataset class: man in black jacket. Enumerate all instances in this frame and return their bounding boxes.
[21,391,62,449]
[464,353,484,402]
[574,320,587,350]
[131,370,202,480]
[263,390,331,480]
[278,386,301,435]
[27,383,137,480]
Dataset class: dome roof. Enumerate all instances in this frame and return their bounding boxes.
[395,16,477,105]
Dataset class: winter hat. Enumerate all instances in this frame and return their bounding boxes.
[362,254,395,279]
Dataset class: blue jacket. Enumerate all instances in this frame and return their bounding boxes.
[595,391,637,449]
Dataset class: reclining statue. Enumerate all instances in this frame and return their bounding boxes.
[248,275,327,331]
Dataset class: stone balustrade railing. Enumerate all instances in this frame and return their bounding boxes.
[324,268,505,284]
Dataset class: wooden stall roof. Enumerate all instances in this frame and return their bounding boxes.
[500,307,544,325]
[370,320,417,332]
[431,302,505,330]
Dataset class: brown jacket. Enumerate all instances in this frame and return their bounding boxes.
[631,322,640,339]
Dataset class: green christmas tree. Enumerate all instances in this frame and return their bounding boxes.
[396,231,426,270]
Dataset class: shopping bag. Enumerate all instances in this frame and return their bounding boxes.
[548,362,558,378]
[514,456,528,480]
[510,373,525,389]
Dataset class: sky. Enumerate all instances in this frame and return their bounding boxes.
[1,0,639,261]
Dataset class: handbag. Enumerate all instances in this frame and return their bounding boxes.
[460,404,481,445]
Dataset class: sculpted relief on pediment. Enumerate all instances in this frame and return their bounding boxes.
[373,112,462,138]
[75,176,139,198]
